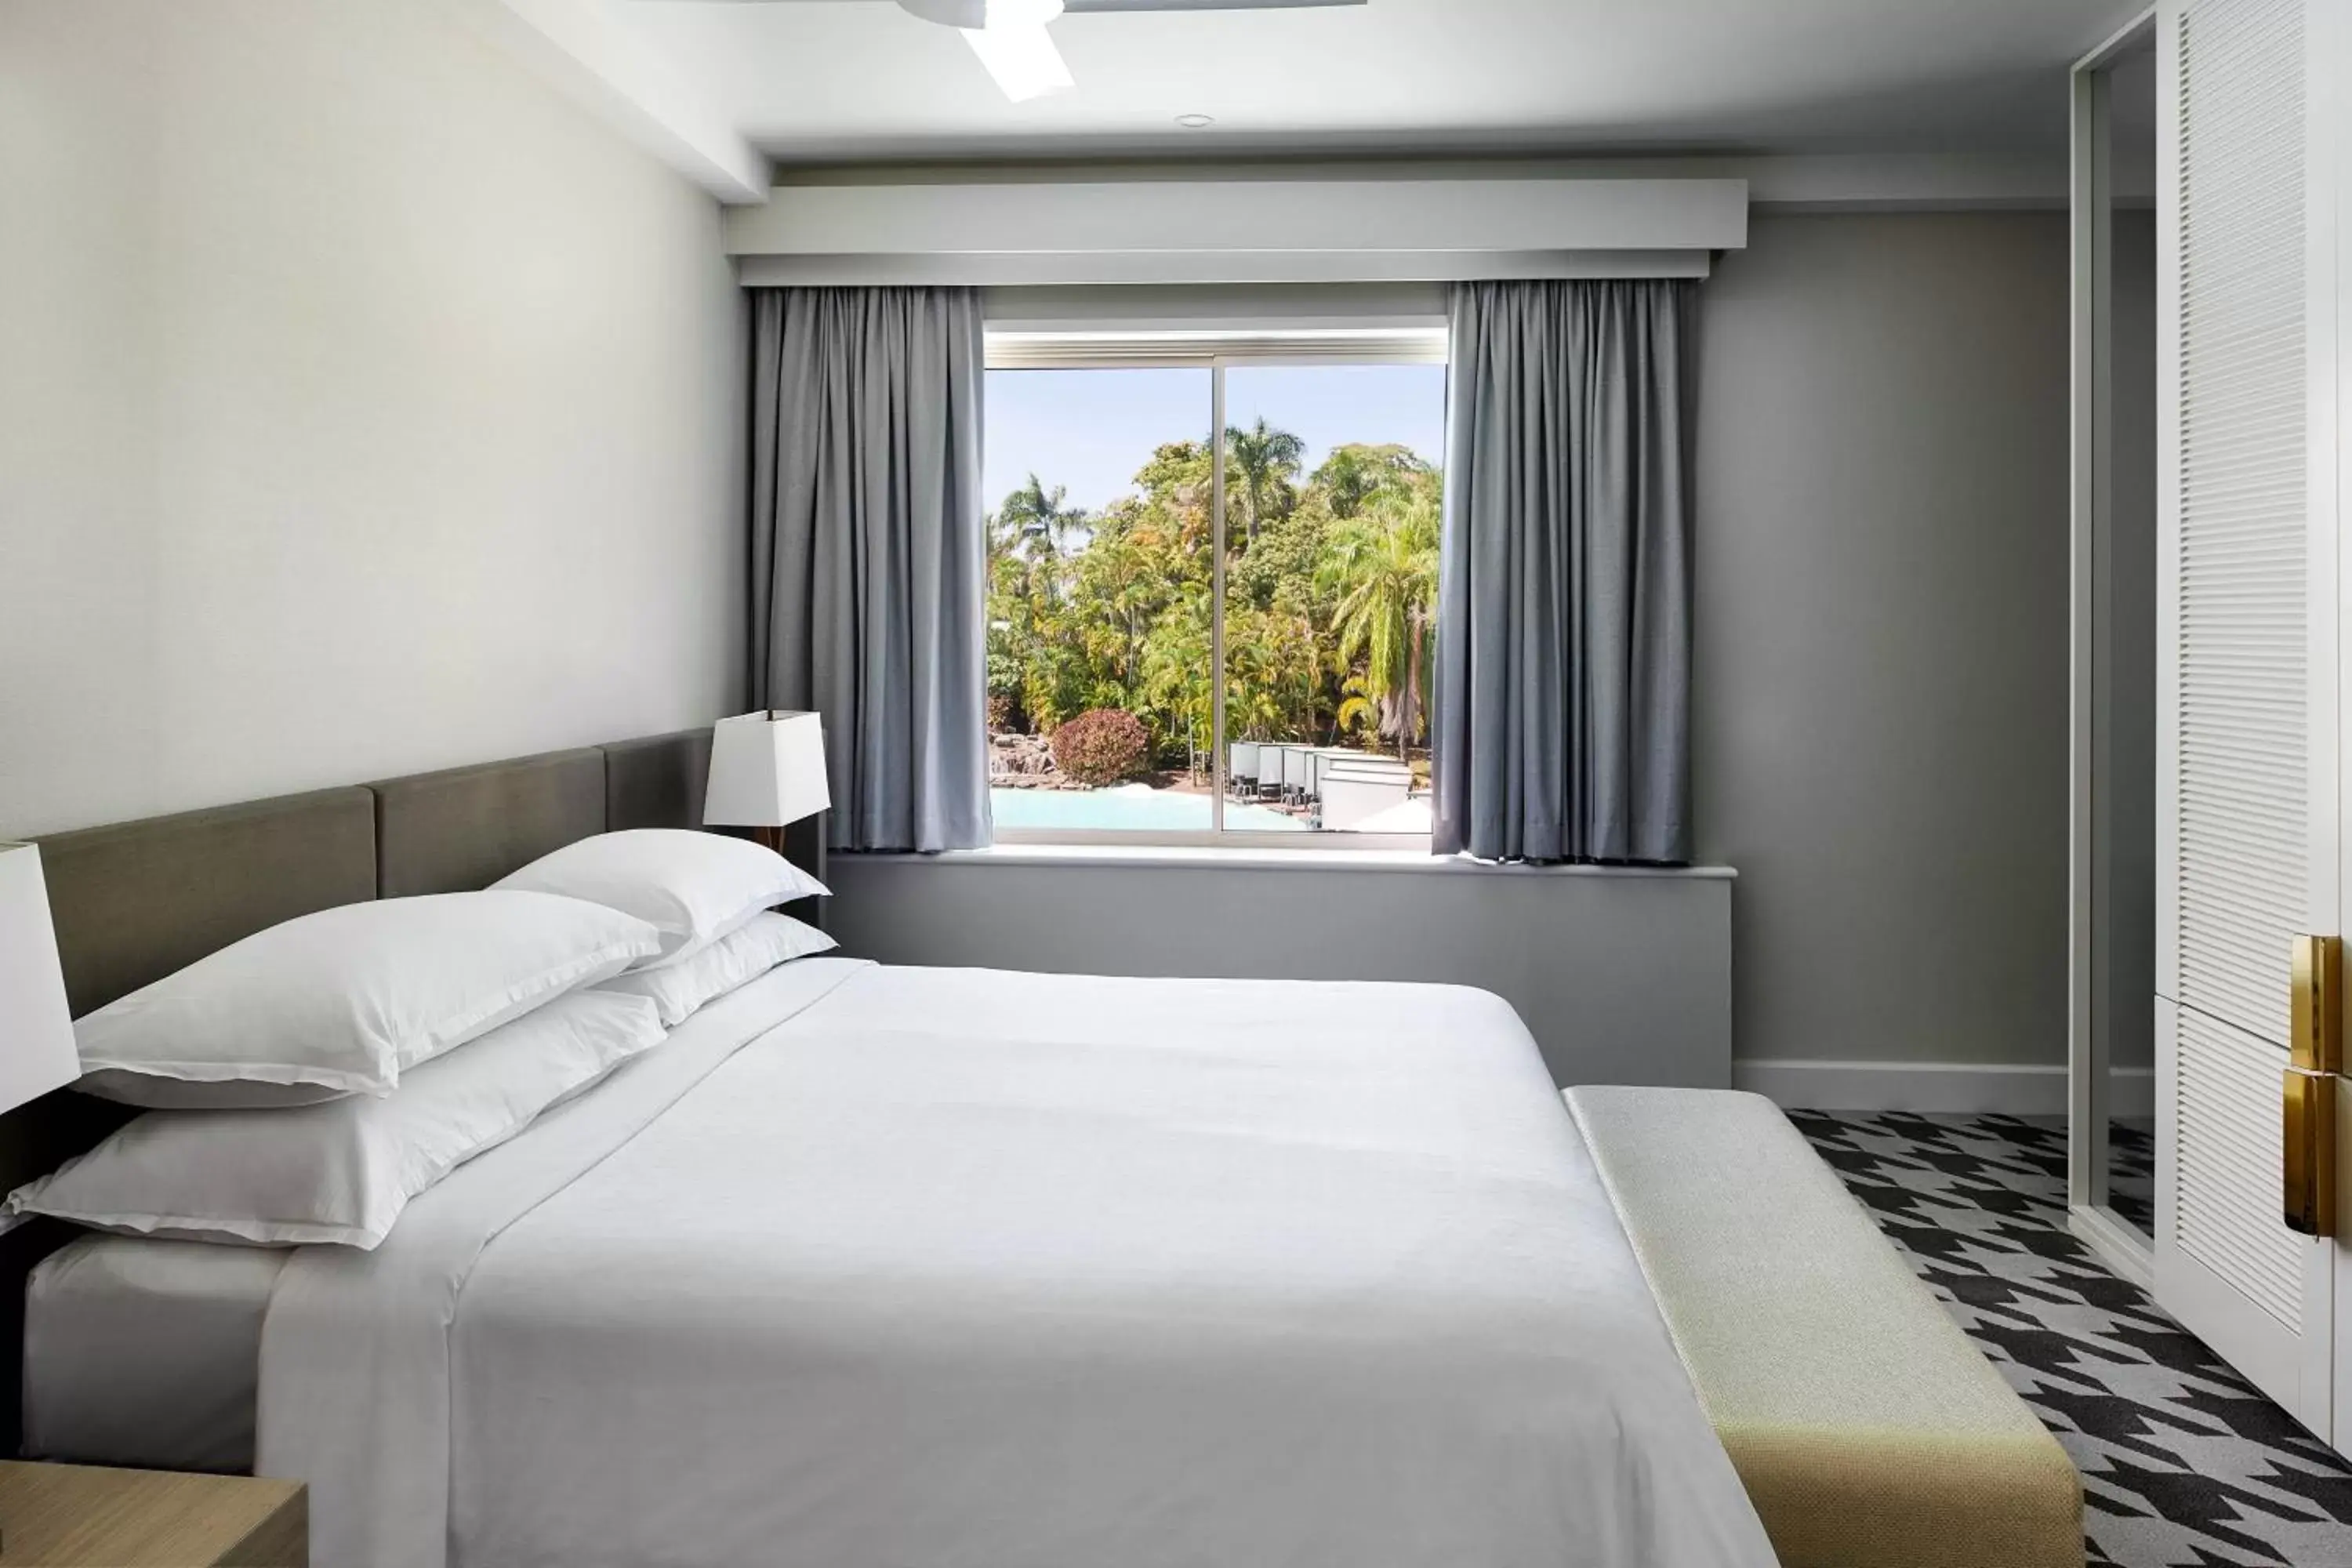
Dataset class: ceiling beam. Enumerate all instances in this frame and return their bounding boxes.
[769,153,2065,213]
[727,175,1744,285]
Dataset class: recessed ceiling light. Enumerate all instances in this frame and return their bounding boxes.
[1176,113,1216,129]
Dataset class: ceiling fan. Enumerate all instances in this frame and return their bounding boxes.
[677,0,1367,104]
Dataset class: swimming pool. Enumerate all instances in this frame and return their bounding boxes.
[989,785,1305,832]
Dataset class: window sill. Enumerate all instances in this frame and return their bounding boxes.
[839,843,1737,879]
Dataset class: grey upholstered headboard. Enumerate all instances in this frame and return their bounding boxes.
[25,728,718,1024]
[38,789,379,1024]
[365,730,717,898]
[372,749,608,899]
[604,729,714,834]
[0,726,726,1457]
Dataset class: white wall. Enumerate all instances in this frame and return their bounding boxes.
[1695,212,2072,1077]
[0,0,746,839]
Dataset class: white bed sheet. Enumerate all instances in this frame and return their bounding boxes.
[26,1233,283,1472]
[258,958,1775,1568]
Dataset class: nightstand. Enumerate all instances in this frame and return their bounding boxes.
[0,1461,305,1566]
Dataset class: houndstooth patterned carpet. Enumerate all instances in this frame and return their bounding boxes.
[1791,1111,2352,1568]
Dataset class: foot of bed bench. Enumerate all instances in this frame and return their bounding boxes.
[1565,1086,2085,1568]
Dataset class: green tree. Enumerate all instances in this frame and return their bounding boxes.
[985,476,1098,733]
[1312,442,1432,521]
[993,474,1083,562]
[1138,588,1215,779]
[1223,601,1321,743]
[1223,417,1305,545]
[1073,499,1200,714]
[984,426,1442,779]
[1319,485,1440,762]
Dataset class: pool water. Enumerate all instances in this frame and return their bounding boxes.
[990,785,1305,832]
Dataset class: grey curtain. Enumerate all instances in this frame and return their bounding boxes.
[1432,279,1694,865]
[749,287,992,852]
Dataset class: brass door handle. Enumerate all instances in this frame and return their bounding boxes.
[2285,1064,2335,1236]
[2285,935,2342,1236]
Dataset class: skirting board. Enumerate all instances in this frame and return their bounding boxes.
[2068,1203,2155,1290]
[1733,1059,2154,1117]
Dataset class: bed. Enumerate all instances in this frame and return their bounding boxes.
[5,735,1775,1568]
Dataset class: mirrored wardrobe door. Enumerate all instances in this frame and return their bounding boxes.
[2070,13,2158,1276]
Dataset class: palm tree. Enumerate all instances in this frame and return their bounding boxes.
[1138,588,1214,780]
[1224,602,1320,744]
[1222,418,1305,546]
[1311,443,1432,521]
[1319,488,1439,763]
[1333,670,1381,748]
[993,474,1083,563]
[985,476,1091,736]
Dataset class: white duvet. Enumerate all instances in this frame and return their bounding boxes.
[257,959,1774,1568]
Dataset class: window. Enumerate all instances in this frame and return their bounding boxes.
[983,331,1447,844]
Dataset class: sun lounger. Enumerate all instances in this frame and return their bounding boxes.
[1253,743,1292,802]
[1279,744,1316,804]
[1318,762,1414,829]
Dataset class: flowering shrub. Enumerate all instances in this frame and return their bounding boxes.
[1050,708,1150,786]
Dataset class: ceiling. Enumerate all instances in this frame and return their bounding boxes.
[626,0,2144,167]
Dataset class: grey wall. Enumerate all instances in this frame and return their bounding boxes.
[829,212,2074,1087]
[827,855,1733,1089]
[1695,211,2072,1069]
[0,0,746,840]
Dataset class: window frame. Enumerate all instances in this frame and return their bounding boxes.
[982,327,1449,851]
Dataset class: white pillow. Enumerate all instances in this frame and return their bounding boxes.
[593,913,837,1027]
[74,891,662,1109]
[13,990,666,1249]
[493,829,829,972]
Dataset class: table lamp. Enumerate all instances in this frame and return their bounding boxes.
[702,711,831,854]
[0,844,82,1116]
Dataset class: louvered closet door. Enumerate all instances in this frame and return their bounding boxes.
[2153,0,2336,1436]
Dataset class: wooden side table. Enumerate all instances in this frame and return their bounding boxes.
[0,1461,305,1566]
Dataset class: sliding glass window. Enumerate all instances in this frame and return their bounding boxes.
[982,332,1447,845]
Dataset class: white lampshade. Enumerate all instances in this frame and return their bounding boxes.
[0,844,84,1112]
[702,711,832,829]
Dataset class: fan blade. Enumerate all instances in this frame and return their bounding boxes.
[899,0,988,23]
[962,23,1074,101]
[899,0,1064,24]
